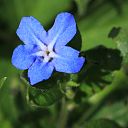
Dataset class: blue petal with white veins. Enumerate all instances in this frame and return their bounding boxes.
[47,12,76,49]
[16,16,47,46]
[28,60,54,85]
[55,46,80,58]
[12,45,37,70]
[52,46,85,73]
[53,56,85,73]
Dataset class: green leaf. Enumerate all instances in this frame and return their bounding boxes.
[0,77,7,89]
[93,101,128,127]
[112,28,128,63]
[114,29,128,56]
[20,71,69,106]
[28,85,63,107]
[78,46,122,97]
[66,81,79,87]
[21,68,81,106]
[84,119,122,128]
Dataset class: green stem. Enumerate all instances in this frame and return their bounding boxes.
[73,69,128,128]
[89,70,128,105]
[57,97,68,128]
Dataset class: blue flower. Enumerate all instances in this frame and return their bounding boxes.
[12,12,85,85]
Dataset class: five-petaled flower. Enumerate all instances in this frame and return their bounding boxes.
[12,12,85,85]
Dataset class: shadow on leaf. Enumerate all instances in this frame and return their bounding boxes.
[79,45,123,87]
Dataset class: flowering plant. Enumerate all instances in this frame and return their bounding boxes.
[12,12,85,85]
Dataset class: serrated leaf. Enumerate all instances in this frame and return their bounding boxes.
[84,119,122,128]
[0,77,7,89]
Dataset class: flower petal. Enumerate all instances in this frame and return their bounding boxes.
[47,12,76,50]
[28,60,54,85]
[55,46,80,58]
[52,47,85,73]
[16,16,47,46]
[12,45,37,70]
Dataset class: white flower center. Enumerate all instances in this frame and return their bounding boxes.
[32,44,58,63]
